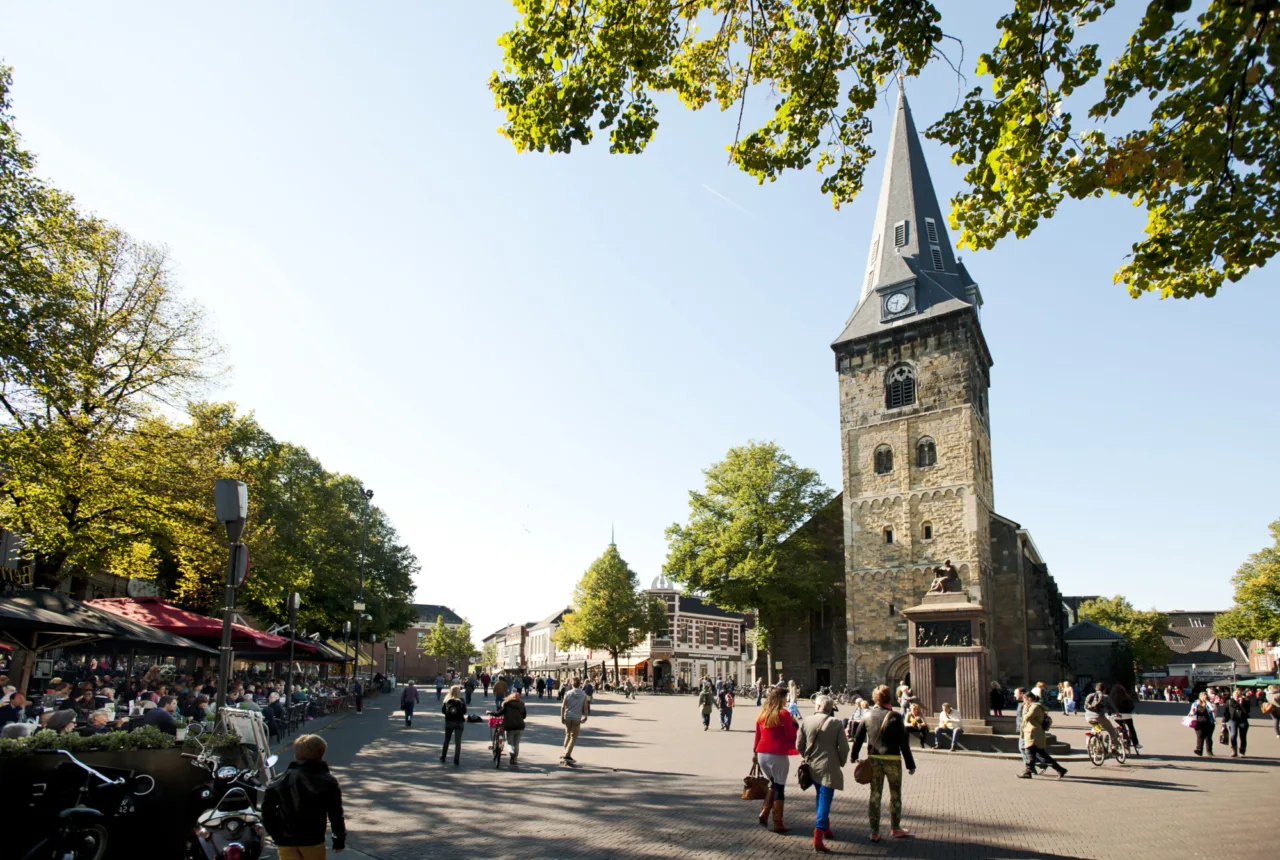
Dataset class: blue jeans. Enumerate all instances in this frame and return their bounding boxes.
[814,784,834,831]
[720,707,733,729]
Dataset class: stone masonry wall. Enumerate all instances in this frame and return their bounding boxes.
[837,311,994,692]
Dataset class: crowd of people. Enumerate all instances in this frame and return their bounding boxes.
[0,654,366,741]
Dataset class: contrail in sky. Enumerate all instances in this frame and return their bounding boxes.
[701,183,754,217]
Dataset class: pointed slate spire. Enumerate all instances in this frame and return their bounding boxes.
[858,86,960,303]
[833,85,981,349]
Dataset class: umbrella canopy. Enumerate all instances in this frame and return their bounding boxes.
[88,597,290,650]
[0,589,117,652]
[1227,677,1278,688]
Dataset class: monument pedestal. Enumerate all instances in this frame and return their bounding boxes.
[903,592,990,727]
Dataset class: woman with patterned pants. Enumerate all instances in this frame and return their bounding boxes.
[850,684,917,842]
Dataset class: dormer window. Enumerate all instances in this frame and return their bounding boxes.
[894,220,908,247]
[925,217,939,245]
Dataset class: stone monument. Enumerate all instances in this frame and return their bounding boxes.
[902,563,990,722]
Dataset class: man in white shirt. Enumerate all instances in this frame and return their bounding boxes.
[934,703,964,751]
[560,677,590,766]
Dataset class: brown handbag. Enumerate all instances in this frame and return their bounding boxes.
[742,761,770,800]
[853,709,894,785]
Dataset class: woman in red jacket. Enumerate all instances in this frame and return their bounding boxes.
[753,686,800,833]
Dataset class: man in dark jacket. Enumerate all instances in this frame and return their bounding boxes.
[143,696,178,736]
[1223,688,1252,757]
[263,734,346,858]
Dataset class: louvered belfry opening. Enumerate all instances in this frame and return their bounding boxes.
[886,364,916,409]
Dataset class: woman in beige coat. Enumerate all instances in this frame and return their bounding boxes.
[796,694,850,853]
[1019,690,1067,778]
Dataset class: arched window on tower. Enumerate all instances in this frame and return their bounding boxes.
[885,364,916,409]
[916,437,937,468]
[874,445,894,475]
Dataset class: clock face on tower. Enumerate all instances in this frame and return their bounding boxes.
[885,292,910,314]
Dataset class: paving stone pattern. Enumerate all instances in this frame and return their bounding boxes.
[273,692,1279,860]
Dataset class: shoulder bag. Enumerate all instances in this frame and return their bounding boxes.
[741,761,769,800]
[796,715,825,791]
[853,710,893,786]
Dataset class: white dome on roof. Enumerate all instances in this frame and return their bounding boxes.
[650,573,674,590]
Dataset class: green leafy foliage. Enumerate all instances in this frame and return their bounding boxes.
[479,641,499,674]
[554,544,668,682]
[663,441,836,676]
[0,726,241,758]
[0,67,418,639]
[418,615,479,672]
[1214,519,1280,643]
[1078,595,1170,669]
[491,2,1279,298]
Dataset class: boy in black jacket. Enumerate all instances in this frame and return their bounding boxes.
[263,734,347,858]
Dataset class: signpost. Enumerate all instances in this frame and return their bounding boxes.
[285,592,301,703]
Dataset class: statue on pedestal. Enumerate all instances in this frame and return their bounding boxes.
[927,559,962,594]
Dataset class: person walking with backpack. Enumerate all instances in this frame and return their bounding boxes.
[400,682,420,727]
[797,694,849,853]
[850,684,915,842]
[440,685,467,766]
[1223,687,1251,757]
[262,734,346,858]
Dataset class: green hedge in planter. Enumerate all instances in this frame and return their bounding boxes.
[0,727,242,758]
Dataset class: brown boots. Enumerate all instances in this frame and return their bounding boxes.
[772,800,790,834]
[758,789,773,827]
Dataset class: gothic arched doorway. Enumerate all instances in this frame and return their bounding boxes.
[886,654,911,691]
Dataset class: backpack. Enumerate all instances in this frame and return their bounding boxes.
[443,698,466,722]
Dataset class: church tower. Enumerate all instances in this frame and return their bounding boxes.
[833,88,995,692]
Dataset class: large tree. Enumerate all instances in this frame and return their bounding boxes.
[663,441,836,682]
[555,543,668,684]
[419,615,479,675]
[1214,519,1280,643]
[491,1,1278,299]
[1078,595,1170,669]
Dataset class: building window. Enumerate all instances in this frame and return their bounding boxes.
[925,217,939,245]
[894,220,909,247]
[885,364,916,409]
[884,527,894,545]
[874,445,894,475]
[916,437,937,467]
[931,246,944,271]
[922,522,933,541]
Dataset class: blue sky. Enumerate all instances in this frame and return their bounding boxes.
[5,2,1277,642]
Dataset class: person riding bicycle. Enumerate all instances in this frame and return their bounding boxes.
[1110,684,1141,751]
[1083,682,1121,754]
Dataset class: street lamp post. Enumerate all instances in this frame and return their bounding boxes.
[285,592,300,703]
[342,621,351,680]
[352,487,373,689]
[213,480,249,716]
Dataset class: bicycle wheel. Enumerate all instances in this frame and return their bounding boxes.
[1114,737,1127,764]
[1087,733,1105,767]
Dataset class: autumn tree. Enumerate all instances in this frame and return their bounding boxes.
[663,441,836,682]
[555,543,668,685]
[491,1,1278,298]
[1078,596,1170,669]
[1214,519,1280,643]
[419,616,479,675]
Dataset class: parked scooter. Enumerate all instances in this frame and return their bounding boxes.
[20,748,154,860]
[184,735,277,860]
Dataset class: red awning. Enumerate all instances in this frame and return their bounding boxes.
[88,597,300,651]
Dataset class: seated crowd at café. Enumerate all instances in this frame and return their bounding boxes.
[0,656,356,740]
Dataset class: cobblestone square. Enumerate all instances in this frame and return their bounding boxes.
[277,691,1279,860]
